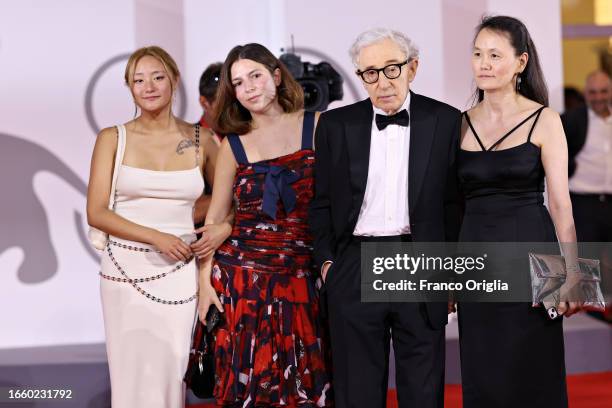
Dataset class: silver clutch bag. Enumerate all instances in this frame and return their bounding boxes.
[528,253,606,315]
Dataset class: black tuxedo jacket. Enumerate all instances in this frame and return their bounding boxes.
[561,105,588,178]
[309,92,462,328]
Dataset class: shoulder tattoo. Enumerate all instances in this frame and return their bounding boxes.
[176,138,195,155]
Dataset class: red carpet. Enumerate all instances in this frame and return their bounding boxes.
[189,371,612,407]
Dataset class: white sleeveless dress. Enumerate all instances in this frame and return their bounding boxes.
[100,161,204,408]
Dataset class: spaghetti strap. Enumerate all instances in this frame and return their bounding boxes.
[463,112,486,151]
[301,111,315,150]
[527,106,546,142]
[488,107,545,151]
[227,134,249,164]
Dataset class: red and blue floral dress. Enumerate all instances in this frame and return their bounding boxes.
[211,111,332,407]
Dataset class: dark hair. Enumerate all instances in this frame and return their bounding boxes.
[563,86,585,112]
[198,62,222,101]
[213,43,304,135]
[473,15,549,106]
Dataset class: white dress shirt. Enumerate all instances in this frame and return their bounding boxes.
[569,107,612,194]
[354,94,411,236]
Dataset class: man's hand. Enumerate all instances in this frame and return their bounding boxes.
[321,261,333,283]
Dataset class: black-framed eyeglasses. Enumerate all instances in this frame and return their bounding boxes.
[356,60,409,84]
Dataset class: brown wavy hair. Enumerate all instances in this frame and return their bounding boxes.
[214,43,304,135]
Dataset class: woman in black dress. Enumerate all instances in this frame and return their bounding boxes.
[457,16,579,407]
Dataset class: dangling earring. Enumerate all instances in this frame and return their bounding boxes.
[133,102,139,118]
[516,74,522,92]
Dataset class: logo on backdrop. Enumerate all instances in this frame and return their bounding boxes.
[0,133,93,283]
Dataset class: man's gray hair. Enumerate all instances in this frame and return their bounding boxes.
[349,28,419,69]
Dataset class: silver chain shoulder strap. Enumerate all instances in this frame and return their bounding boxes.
[100,243,197,304]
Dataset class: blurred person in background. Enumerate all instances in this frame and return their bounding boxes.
[192,62,223,229]
[198,62,224,145]
[562,70,612,322]
[562,70,612,241]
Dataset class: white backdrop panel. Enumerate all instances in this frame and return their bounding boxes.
[0,0,562,349]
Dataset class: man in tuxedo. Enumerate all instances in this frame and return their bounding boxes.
[562,70,612,243]
[310,28,461,408]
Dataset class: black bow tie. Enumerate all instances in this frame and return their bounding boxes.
[375,109,410,130]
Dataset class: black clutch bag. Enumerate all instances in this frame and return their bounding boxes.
[184,308,224,399]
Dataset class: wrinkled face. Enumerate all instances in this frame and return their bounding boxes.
[472,29,526,93]
[356,38,417,114]
[584,72,611,117]
[230,58,280,114]
[130,55,174,112]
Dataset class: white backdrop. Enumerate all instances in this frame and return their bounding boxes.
[0,0,563,349]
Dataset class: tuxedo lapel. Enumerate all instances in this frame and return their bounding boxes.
[408,92,437,215]
[346,99,374,228]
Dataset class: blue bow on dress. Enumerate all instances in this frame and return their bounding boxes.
[253,164,300,220]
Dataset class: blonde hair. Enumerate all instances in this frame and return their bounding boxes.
[124,46,180,92]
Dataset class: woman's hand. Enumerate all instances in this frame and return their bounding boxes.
[198,283,224,325]
[191,222,232,258]
[558,270,584,317]
[537,270,583,318]
[151,231,193,262]
[556,301,580,317]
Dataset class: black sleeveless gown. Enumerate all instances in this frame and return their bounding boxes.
[457,107,568,408]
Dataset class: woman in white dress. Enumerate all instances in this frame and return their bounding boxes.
[86,46,222,408]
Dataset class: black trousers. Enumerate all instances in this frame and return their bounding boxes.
[571,193,612,318]
[570,193,612,242]
[323,239,445,408]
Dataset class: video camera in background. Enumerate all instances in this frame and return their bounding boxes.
[280,52,343,112]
